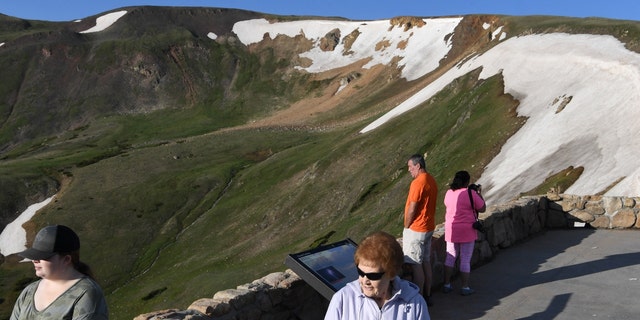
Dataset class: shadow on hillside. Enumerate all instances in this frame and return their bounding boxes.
[427,228,640,319]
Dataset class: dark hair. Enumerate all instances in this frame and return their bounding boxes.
[449,170,471,190]
[60,250,96,280]
[408,154,426,170]
[354,231,404,278]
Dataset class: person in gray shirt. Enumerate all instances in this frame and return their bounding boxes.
[10,225,108,320]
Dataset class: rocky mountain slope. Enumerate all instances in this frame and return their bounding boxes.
[0,7,639,319]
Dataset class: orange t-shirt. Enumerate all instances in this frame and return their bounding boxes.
[405,172,438,232]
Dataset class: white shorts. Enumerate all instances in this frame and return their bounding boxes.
[403,228,434,264]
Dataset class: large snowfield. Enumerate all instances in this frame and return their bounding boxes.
[2,12,639,255]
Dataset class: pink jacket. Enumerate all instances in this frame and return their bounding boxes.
[444,188,485,243]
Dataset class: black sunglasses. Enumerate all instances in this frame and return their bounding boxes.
[356,266,385,280]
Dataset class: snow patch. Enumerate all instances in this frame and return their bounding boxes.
[492,26,504,40]
[80,10,127,34]
[0,196,55,256]
[336,83,348,94]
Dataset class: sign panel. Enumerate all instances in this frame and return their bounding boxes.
[285,239,358,300]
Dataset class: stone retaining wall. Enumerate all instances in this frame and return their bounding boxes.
[134,195,639,320]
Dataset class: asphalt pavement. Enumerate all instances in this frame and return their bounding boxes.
[427,228,640,319]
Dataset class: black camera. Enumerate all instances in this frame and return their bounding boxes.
[468,183,482,191]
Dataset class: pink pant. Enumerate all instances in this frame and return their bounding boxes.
[444,241,474,273]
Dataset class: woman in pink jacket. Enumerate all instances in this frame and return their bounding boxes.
[442,171,485,296]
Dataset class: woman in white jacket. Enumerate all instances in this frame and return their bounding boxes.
[324,231,430,320]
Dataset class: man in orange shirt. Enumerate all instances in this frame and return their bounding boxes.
[404,154,438,306]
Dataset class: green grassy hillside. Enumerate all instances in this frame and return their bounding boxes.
[0,69,521,319]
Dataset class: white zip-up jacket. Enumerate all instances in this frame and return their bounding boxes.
[324,277,430,320]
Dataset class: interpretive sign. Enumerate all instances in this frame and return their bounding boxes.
[285,239,358,300]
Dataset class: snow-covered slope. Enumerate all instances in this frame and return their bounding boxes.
[458,33,640,203]
[79,10,127,33]
[233,17,462,81]
[232,17,640,204]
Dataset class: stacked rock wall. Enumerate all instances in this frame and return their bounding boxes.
[558,194,640,229]
[134,195,639,320]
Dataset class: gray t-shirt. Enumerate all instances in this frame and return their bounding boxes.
[10,277,109,320]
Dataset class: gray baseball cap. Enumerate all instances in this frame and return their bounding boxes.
[19,225,80,260]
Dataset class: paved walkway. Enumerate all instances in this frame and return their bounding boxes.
[427,228,640,319]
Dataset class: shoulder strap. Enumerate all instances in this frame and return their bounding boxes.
[467,188,479,219]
